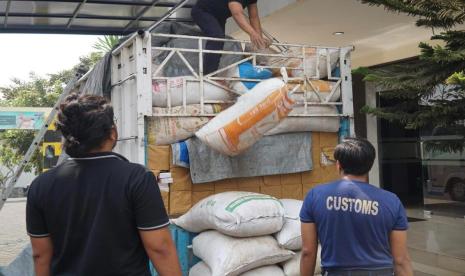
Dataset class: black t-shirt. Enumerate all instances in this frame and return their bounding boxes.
[196,0,258,22]
[26,152,169,276]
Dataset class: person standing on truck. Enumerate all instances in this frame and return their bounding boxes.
[300,138,413,276]
[26,94,182,276]
[191,0,269,74]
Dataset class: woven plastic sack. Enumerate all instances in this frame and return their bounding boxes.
[172,191,285,237]
[274,199,303,250]
[189,262,285,276]
[282,248,322,276]
[195,77,295,156]
[152,77,235,107]
[192,231,293,276]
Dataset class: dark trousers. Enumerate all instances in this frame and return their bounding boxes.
[191,5,226,75]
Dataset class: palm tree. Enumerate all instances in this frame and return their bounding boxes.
[93,35,122,53]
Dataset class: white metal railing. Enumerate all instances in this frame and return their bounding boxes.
[150,33,354,118]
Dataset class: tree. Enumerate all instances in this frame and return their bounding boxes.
[93,35,122,53]
[0,52,102,192]
[356,0,465,152]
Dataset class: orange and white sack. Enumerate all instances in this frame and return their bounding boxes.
[291,80,341,103]
[195,77,295,156]
[152,77,235,107]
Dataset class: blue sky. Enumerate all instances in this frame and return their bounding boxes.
[0,34,102,87]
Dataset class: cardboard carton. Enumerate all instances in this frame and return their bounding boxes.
[192,191,215,205]
[170,167,192,191]
[214,179,238,192]
[260,185,282,198]
[282,184,303,200]
[161,191,170,213]
[263,175,281,186]
[319,132,338,147]
[169,191,192,215]
[192,182,215,192]
[147,145,170,171]
[281,173,302,186]
[237,177,263,188]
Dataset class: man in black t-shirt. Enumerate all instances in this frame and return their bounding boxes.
[192,0,269,74]
[26,94,182,276]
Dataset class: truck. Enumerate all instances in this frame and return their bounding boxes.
[71,29,354,275]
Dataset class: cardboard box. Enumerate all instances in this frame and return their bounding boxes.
[192,191,215,205]
[192,182,215,192]
[161,191,169,213]
[260,185,282,198]
[319,132,338,147]
[320,164,340,182]
[237,177,262,188]
[170,167,192,191]
[169,191,192,215]
[147,145,170,171]
[311,132,320,150]
[282,184,303,200]
[281,173,302,186]
[238,186,261,193]
[302,182,320,194]
[214,179,238,192]
[301,169,324,184]
[263,175,281,186]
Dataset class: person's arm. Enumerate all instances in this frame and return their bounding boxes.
[30,237,53,276]
[131,169,181,276]
[301,222,318,276]
[247,3,262,37]
[140,227,182,276]
[390,230,413,276]
[228,1,266,49]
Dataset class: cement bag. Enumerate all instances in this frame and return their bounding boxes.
[172,191,285,237]
[291,80,341,103]
[189,262,285,276]
[193,231,294,276]
[282,248,322,276]
[265,106,340,135]
[289,48,339,79]
[275,199,303,250]
[147,104,226,145]
[195,78,295,156]
[152,77,235,107]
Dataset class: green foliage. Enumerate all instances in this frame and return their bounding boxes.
[357,0,465,152]
[93,35,122,53]
[0,50,103,188]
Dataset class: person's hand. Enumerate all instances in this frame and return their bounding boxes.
[250,32,267,50]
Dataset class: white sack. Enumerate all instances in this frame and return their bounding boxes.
[152,77,235,107]
[195,78,294,156]
[147,105,226,145]
[291,49,339,79]
[282,249,322,276]
[189,262,285,276]
[172,191,285,237]
[193,231,293,276]
[275,199,303,250]
[265,106,340,135]
[291,80,341,103]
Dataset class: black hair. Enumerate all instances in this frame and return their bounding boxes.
[333,137,376,176]
[56,94,114,157]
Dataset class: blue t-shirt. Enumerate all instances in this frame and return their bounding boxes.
[300,179,408,270]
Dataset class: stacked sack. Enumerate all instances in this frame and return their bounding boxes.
[275,199,322,276]
[172,192,321,276]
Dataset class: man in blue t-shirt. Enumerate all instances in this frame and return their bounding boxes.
[300,138,413,276]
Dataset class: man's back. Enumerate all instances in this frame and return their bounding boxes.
[26,152,169,275]
[300,179,408,270]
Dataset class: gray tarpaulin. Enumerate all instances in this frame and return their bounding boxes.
[0,244,33,276]
[186,132,313,183]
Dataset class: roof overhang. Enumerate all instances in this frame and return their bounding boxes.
[0,0,196,35]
